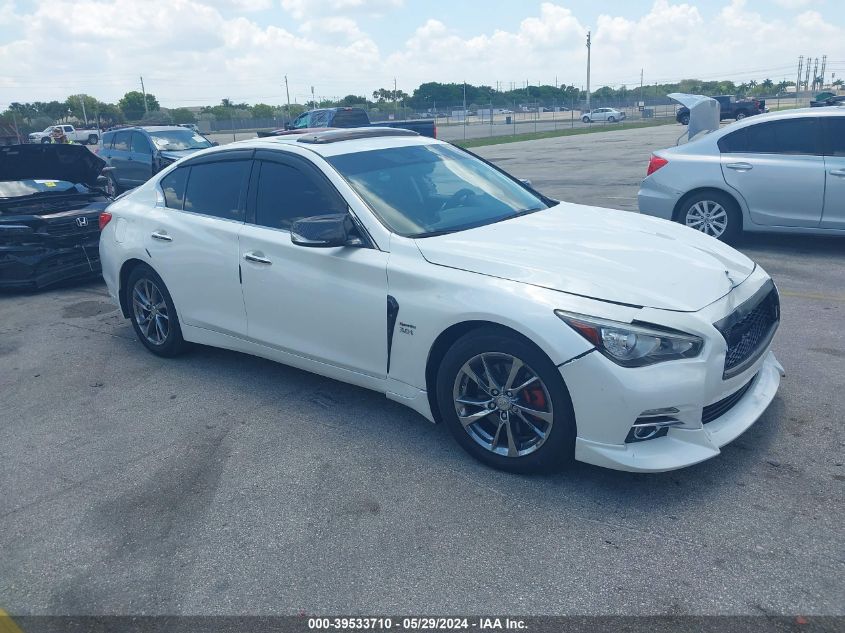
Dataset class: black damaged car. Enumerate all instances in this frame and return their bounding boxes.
[0,143,110,289]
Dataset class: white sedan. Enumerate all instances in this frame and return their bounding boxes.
[581,108,626,123]
[99,128,783,473]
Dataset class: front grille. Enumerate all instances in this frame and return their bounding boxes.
[715,282,779,379]
[702,375,756,424]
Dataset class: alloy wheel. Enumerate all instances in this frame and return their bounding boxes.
[131,278,170,345]
[685,200,728,238]
[452,352,554,458]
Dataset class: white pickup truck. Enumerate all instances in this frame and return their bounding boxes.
[28,124,101,145]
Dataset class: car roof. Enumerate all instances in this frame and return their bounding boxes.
[224,129,442,158]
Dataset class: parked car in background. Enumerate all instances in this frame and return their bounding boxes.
[256,107,436,139]
[28,124,100,145]
[639,109,845,241]
[0,143,110,288]
[98,126,215,195]
[676,95,766,125]
[100,127,782,474]
[581,108,626,123]
[177,123,200,132]
[810,95,845,107]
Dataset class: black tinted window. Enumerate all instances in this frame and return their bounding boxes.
[332,109,369,127]
[131,132,151,154]
[747,119,819,154]
[823,117,845,156]
[184,160,251,220]
[254,161,346,230]
[113,131,130,151]
[160,167,188,210]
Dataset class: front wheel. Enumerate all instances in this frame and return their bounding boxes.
[41,137,51,144]
[581,116,590,123]
[436,328,576,474]
[735,111,747,120]
[126,264,187,357]
[678,191,742,243]
[608,116,616,123]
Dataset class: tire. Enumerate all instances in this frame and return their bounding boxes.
[680,114,690,126]
[436,328,576,474]
[735,111,747,120]
[581,116,590,123]
[88,134,98,145]
[677,191,742,243]
[41,137,51,144]
[126,264,188,357]
[608,116,616,123]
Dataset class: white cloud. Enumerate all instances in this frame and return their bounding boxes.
[773,0,815,9]
[280,0,402,20]
[0,0,842,108]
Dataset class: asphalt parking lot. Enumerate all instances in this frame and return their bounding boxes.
[1,124,843,617]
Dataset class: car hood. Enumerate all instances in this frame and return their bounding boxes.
[0,143,105,186]
[414,203,756,312]
[159,148,205,161]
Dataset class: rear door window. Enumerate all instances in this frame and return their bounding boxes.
[183,160,251,221]
[160,167,189,210]
[719,118,821,155]
[331,109,369,127]
[113,131,131,152]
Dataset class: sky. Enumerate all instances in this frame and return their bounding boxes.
[0,0,843,109]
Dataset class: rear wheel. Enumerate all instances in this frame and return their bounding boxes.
[735,111,748,120]
[436,328,576,474]
[87,134,98,145]
[126,264,187,357]
[680,113,690,125]
[677,191,741,243]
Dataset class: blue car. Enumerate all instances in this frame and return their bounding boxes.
[98,126,215,195]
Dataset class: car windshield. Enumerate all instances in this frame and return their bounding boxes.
[148,130,212,151]
[327,143,550,237]
[0,179,86,199]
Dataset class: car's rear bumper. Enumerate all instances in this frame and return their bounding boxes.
[637,177,681,221]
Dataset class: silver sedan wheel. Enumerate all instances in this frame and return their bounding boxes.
[132,278,170,346]
[685,200,729,238]
[452,352,554,458]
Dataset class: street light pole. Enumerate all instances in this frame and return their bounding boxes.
[585,31,591,112]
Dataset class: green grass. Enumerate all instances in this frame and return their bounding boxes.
[452,117,677,148]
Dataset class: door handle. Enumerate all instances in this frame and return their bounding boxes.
[830,168,845,177]
[243,252,272,265]
[151,231,172,242]
[725,162,753,171]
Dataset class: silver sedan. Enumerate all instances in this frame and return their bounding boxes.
[638,108,845,242]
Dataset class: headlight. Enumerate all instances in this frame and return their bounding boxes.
[555,310,703,367]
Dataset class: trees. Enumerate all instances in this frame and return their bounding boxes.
[119,91,160,121]
[169,108,197,124]
[250,103,276,119]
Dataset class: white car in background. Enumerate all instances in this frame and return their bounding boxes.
[99,128,783,474]
[28,124,101,145]
[581,108,626,123]
[639,108,845,241]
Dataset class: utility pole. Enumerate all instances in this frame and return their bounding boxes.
[311,85,315,109]
[797,56,804,98]
[820,55,827,89]
[585,31,592,111]
[811,58,819,91]
[462,80,467,140]
[639,68,644,108]
[78,95,88,127]
[140,75,149,114]
[284,75,291,124]
[804,55,812,92]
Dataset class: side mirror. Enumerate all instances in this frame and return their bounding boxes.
[284,124,292,131]
[290,214,361,248]
[519,178,533,188]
